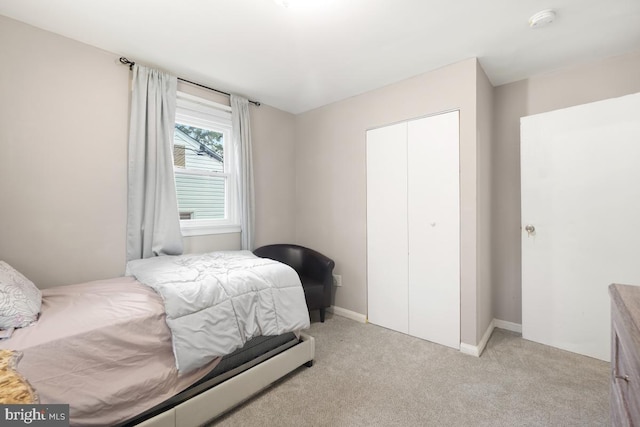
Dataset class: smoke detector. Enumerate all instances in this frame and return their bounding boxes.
[529,9,556,29]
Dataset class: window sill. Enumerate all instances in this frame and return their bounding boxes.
[181,223,241,237]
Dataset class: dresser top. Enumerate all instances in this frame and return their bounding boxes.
[610,283,640,333]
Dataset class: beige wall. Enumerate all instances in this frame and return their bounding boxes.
[295,59,483,345]
[492,51,640,324]
[0,16,297,288]
[0,16,130,288]
[476,62,494,342]
[251,104,297,247]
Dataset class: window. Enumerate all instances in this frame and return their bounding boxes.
[173,93,239,236]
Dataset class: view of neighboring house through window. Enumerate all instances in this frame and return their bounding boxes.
[173,124,224,220]
[173,93,239,235]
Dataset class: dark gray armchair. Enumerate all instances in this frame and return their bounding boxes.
[253,244,335,322]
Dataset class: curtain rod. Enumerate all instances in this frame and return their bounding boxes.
[119,57,261,107]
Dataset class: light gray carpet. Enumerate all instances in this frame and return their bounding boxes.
[211,314,609,426]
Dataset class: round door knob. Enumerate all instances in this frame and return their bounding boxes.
[525,225,535,233]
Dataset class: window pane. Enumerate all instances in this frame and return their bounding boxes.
[174,122,226,220]
[175,173,226,220]
[174,123,224,172]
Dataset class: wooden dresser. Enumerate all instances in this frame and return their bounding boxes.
[609,284,640,426]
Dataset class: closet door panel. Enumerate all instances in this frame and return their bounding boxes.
[366,123,409,334]
[407,111,460,349]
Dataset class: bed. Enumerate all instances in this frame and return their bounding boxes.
[0,252,315,426]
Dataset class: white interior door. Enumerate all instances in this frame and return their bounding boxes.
[408,111,460,349]
[367,122,409,334]
[521,93,640,361]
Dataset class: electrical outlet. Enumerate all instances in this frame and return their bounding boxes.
[332,274,342,287]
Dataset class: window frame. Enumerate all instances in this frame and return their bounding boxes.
[174,92,240,236]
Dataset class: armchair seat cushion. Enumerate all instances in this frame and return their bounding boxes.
[253,244,335,322]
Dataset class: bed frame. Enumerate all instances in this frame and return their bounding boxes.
[131,333,315,427]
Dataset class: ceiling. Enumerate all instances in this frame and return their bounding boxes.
[1,0,639,113]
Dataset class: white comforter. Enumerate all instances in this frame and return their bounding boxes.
[126,251,310,373]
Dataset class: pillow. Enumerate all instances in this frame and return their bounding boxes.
[0,261,42,329]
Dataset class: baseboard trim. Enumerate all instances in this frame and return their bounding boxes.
[331,310,523,355]
[328,306,367,323]
[459,343,480,357]
[460,319,494,357]
[460,318,522,357]
[493,319,522,333]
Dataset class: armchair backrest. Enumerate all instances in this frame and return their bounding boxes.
[253,244,335,286]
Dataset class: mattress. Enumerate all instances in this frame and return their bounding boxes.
[0,277,216,426]
[201,332,298,382]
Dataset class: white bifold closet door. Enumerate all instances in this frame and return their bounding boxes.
[367,122,409,334]
[367,111,460,349]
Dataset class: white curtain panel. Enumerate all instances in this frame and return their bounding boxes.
[231,95,255,251]
[126,65,183,261]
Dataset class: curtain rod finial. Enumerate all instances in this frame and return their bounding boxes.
[119,57,135,70]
